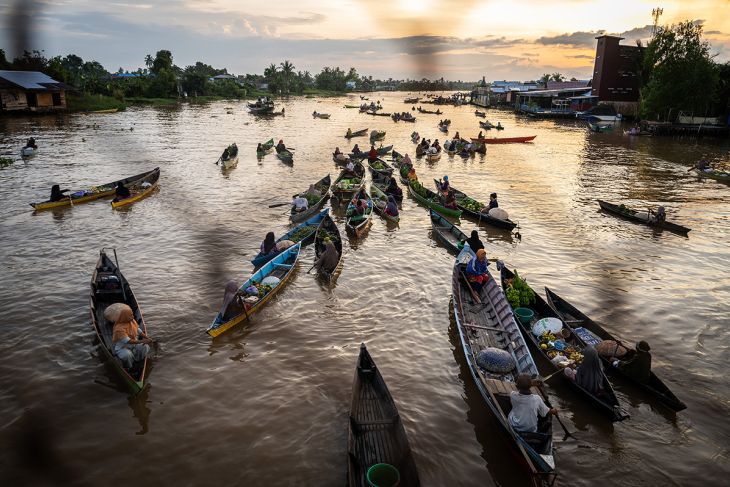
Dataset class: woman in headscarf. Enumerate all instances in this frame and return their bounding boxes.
[614,341,652,383]
[113,181,131,202]
[465,248,489,293]
[384,195,399,217]
[49,184,69,202]
[218,280,244,322]
[438,175,450,194]
[111,306,151,370]
[402,153,412,165]
[260,232,278,256]
[313,240,339,275]
[564,346,604,395]
[465,230,484,252]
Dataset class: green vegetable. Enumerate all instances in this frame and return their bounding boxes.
[505,270,535,308]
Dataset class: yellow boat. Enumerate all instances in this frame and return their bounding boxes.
[111,168,161,209]
[206,243,301,337]
[31,168,159,211]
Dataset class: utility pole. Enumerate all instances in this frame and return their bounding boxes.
[651,7,664,36]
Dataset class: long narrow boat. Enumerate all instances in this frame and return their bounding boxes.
[429,209,466,254]
[344,105,360,109]
[111,168,161,209]
[89,248,149,395]
[276,148,294,165]
[314,213,343,283]
[452,247,556,485]
[251,209,328,268]
[333,164,365,201]
[31,167,159,211]
[500,268,628,421]
[290,174,331,223]
[475,110,486,117]
[597,200,691,234]
[692,167,730,183]
[345,188,373,238]
[407,179,462,218]
[257,138,274,157]
[367,158,394,178]
[346,128,368,139]
[371,183,399,223]
[207,243,301,337]
[348,344,420,487]
[220,143,239,169]
[470,135,536,144]
[369,131,386,141]
[434,180,517,231]
[425,150,441,163]
[545,288,687,412]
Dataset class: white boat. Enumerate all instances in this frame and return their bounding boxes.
[21,147,36,157]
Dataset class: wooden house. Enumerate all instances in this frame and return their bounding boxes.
[0,70,73,113]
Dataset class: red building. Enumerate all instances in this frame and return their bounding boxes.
[591,35,641,103]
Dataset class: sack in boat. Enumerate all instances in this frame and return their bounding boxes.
[103,302,132,323]
[488,208,509,220]
[596,340,629,359]
[336,154,348,162]
[261,276,281,287]
[276,240,296,251]
[476,347,515,373]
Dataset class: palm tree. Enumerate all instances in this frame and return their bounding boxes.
[144,54,153,69]
[280,60,295,94]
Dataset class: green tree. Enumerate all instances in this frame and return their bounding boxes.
[640,20,719,120]
[0,49,10,69]
[151,50,173,75]
[550,73,565,82]
[279,60,295,94]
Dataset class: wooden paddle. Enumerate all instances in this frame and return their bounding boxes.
[268,202,291,208]
[459,269,482,304]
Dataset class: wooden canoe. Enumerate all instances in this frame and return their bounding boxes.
[470,135,536,144]
[371,183,400,223]
[545,287,687,412]
[597,200,690,234]
[290,174,331,223]
[499,268,628,421]
[313,112,331,119]
[407,180,462,218]
[333,164,365,200]
[276,149,294,165]
[257,138,274,156]
[692,168,730,182]
[434,180,517,231]
[89,249,149,395]
[345,188,373,238]
[367,158,394,178]
[31,167,159,211]
[430,209,466,254]
[251,209,328,268]
[111,168,161,209]
[452,247,556,484]
[313,213,343,283]
[221,155,238,169]
[345,129,368,139]
[475,110,486,117]
[207,243,301,337]
[370,131,386,141]
[438,124,448,133]
[348,344,420,487]
[425,150,441,163]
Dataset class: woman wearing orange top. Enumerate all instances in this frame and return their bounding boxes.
[112,307,152,369]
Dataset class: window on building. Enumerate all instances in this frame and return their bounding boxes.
[26,93,37,107]
[52,93,62,106]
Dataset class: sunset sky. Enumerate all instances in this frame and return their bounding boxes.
[2,0,729,81]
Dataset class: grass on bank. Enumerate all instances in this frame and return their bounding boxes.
[66,94,128,112]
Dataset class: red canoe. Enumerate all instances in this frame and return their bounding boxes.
[470,135,537,144]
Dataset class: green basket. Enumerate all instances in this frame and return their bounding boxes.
[514,307,534,325]
[366,463,400,487]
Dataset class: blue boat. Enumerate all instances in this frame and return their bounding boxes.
[251,209,329,268]
[207,243,301,337]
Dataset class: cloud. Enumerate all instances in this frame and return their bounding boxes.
[536,30,606,47]
[568,54,594,59]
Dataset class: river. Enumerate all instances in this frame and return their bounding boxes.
[0,92,728,486]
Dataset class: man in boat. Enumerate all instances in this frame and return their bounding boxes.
[352,144,362,155]
[256,143,263,153]
[496,122,503,129]
[112,306,152,370]
[477,131,484,140]
[221,145,230,161]
[313,239,339,275]
[612,341,652,383]
[334,147,342,157]
[488,193,499,211]
[649,206,666,223]
[49,184,70,202]
[346,128,352,138]
[508,374,558,434]
[113,182,131,202]
[453,131,461,141]
[276,139,287,153]
[695,159,711,172]
[292,194,309,213]
[431,139,441,152]
[25,137,38,149]
[367,145,378,162]
[465,248,490,293]
[344,160,357,175]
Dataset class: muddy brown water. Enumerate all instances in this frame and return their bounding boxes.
[1,92,728,486]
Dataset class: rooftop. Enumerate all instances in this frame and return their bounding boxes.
[0,70,72,91]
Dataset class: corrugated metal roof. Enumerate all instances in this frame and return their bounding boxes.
[0,70,62,90]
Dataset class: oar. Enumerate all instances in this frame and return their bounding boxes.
[306,263,317,274]
[536,382,574,439]
[269,202,290,208]
[215,156,221,165]
[459,269,481,304]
